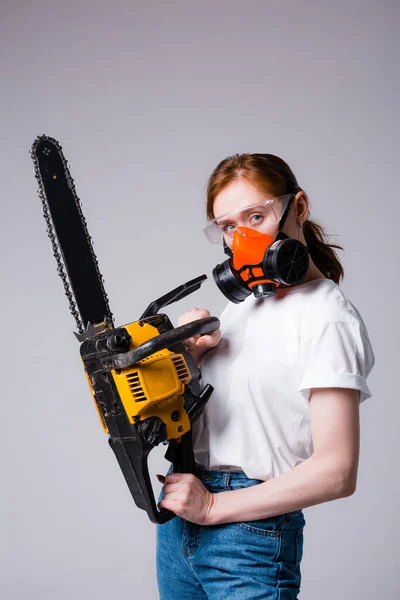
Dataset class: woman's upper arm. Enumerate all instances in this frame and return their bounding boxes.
[309,387,360,494]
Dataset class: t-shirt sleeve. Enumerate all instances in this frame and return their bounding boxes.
[298,321,376,404]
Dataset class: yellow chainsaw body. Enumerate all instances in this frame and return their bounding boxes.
[83,320,192,440]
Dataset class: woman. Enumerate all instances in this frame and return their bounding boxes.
[156,153,375,599]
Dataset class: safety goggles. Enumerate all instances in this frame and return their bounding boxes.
[203,193,294,245]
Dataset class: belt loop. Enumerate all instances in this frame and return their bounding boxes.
[223,471,230,491]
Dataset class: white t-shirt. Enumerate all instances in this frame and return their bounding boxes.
[192,278,376,481]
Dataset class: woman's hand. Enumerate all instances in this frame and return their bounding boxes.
[157,473,215,525]
[178,307,221,365]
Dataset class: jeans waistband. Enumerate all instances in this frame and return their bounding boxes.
[197,468,265,485]
[165,464,266,485]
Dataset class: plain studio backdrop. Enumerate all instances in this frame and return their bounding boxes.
[0,1,398,598]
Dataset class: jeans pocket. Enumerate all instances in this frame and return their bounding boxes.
[236,512,290,537]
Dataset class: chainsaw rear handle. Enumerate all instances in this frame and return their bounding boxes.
[104,316,220,370]
[96,316,219,523]
[108,431,180,525]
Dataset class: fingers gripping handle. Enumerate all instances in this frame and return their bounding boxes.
[107,317,220,370]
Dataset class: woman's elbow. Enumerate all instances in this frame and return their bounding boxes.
[337,466,358,497]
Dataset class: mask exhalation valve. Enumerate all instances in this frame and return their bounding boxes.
[252,283,277,298]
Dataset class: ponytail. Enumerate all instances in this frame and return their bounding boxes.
[303,219,344,284]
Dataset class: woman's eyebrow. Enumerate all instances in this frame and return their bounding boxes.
[216,206,261,226]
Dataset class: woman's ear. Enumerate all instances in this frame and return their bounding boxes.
[295,190,310,222]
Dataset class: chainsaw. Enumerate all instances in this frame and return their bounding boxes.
[31,135,220,524]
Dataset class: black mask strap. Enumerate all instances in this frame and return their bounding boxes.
[223,239,233,257]
[278,194,294,234]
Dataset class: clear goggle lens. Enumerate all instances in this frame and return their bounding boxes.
[203,194,293,245]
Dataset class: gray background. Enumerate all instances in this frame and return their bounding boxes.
[1,1,398,598]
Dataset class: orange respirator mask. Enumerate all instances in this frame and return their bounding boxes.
[204,193,310,303]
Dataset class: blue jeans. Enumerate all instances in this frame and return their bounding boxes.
[156,466,306,599]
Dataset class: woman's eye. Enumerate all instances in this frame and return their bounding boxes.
[250,214,263,224]
[222,223,235,233]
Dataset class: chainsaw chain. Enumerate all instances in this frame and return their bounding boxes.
[31,134,114,334]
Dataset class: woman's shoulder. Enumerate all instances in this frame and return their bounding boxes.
[295,278,369,336]
[216,277,369,339]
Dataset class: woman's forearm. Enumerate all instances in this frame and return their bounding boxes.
[208,454,354,526]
